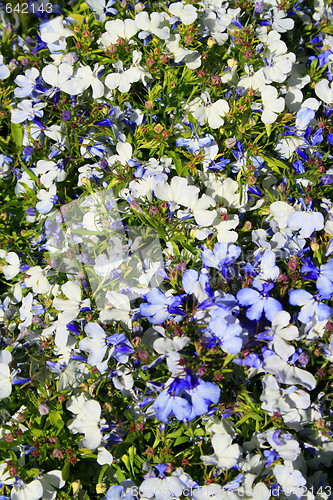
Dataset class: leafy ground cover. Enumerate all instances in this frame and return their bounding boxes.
[0,0,333,498]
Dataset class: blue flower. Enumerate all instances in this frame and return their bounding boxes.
[185,371,220,419]
[209,308,244,354]
[201,242,241,279]
[237,282,282,321]
[289,289,332,323]
[140,288,185,324]
[151,378,192,422]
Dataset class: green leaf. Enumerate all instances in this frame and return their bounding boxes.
[237,412,263,425]
[62,462,70,481]
[174,436,189,446]
[11,122,23,150]
[48,410,64,430]
[261,155,288,175]
[265,123,272,138]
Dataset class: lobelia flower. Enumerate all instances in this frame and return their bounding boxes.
[187,91,229,129]
[200,431,241,470]
[24,266,51,294]
[140,288,185,325]
[35,159,67,188]
[238,64,267,91]
[273,464,306,496]
[185,371,220,420]
[79,322,133,372]
[104,61,141,94]
[67,399,107,450]
[260,85,285,124]
[85,0,117,22]
[0,54,10,79]
[62,64,105,99]
[100,291,132,327]
[98,18,139,48]
[182,269,213,303]
[287,204,324,238]
[237,282,283,321]
[139,464,184,500]
[165,34,201,69]
[262,353,316,390]
[135,11,170,40]
[251,250,280,288]
[178,192,217,226]
[103,484,136,500]
[169,1,197,25]
[11,99,46,124]
[201,242,241,279]
[263,40,296,83]
[1,252,21,280]
[289,289,332,323]
[14,68,42,98]
[209,307,244,354]
[53,281,91,323]
[38,470,66,500]
[152,333,191,375]
[39,16,74,44]
[36,184,59,214]
[0,350,31,399]
[315,79,333,104]
[151,377,192,422]
[10,478,43,500]
[266,310,299,361]
[41,63,76,100]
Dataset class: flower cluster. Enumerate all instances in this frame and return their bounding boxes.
[0,0,333,498]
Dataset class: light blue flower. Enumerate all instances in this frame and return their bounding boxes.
[0,54,10,79]
[289,289,332,323]
[140,288,185,324]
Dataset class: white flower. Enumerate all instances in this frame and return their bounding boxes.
[24,266,51,294]
[270,311,299,361]
[68,400,105,450]
[201,432,241,470]
[273,465,306,493]
[0,350,13,399]
[169,1,197,25]
[263,354,316,390]
[108,141,133,166]
[166,34,201,69]
[41,63,74,95]
[315,79,333,104]
[35,159,67,188]
[260,86,285,124]
[100,291,132,327]
[105,61,141,93]
[39,16,74,44]
[39,470,65,500]
[11,478,43,500]
[188,91,229,129]
[274,135,306,159]
[139,475,184,500]
[64,63,105,98]
[98,18,138,49]
[135,11,170,39]
[178,193,217,226]
[53,281,91,322]
[238,65,267,91]
[14,68,40,98]
[36,184,58,214]
[271,8,295,32]
[11,99,46,124]
[263,40,296,83]
[2,252,20,280]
